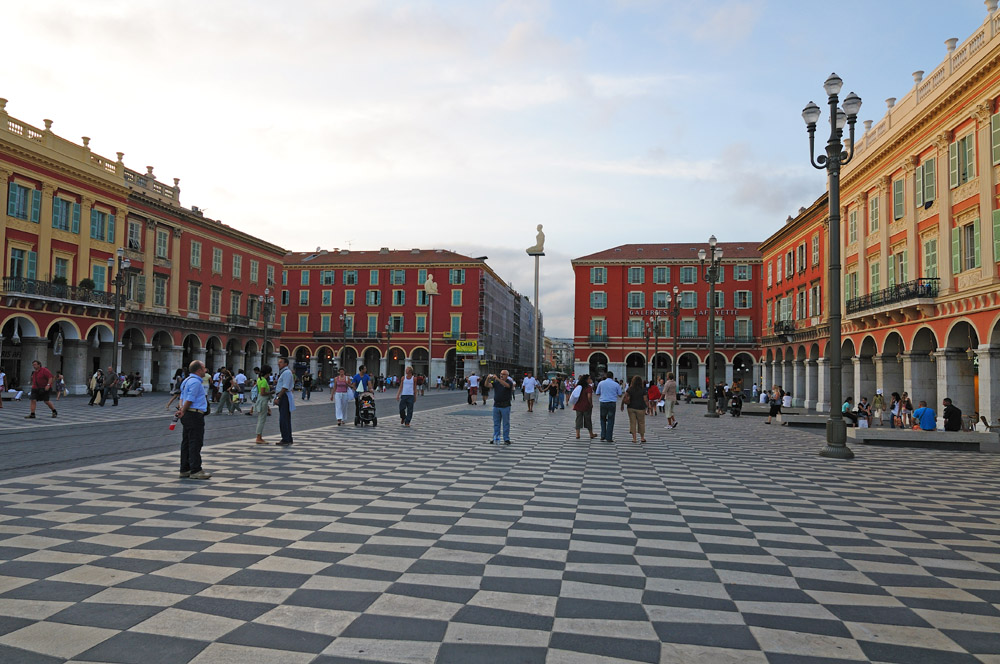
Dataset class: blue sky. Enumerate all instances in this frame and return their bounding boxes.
[2,1,991,336]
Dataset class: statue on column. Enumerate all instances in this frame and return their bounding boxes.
[526,224,545,255]
[424,274,439,295]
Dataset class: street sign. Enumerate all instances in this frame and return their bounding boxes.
[456,340,478,354]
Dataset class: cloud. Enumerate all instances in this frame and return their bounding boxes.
[691,0,764,45]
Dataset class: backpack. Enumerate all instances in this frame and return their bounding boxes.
[569,385,582,407]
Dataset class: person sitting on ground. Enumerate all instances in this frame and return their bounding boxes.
[912,400,937,431]
[841,397,859,426]
[942,397,963,432]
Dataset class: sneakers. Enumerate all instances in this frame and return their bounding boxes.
[178,471,190,478]
[52,410,57,418]
[188,470,212,479]
[24,413,35,419]
[503,440,511,445]
[276,441,293,446]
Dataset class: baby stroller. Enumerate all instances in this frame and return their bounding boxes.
[729,393,743,417]
[355,391,378,427]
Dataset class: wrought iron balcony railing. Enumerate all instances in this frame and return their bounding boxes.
[3,277,119,307]
[846,277,939,315]
[588,334,609,344]
[227,314,253,327]
[773,320,796,335]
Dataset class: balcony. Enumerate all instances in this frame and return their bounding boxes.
[227,314,255,328]
[773,320,796,335]
[676,335,758,348]
[3,277,119,307]
[588,334,609,345]
[846,278,939,324]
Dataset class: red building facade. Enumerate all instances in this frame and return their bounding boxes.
[572,243,763,388]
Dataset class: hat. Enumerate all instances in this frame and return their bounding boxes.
[876,388,882,395]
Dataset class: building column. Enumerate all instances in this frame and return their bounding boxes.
[976,345,1000,426]
[816,358,830,413]
[138,344,153,391]
[936,348,974,418]
[192,346,207,367]
[19,339,47,387]
[308,356,318,377]
[783,361,793,392]
[247,350,262,372]
[430,358,447,382]
[379,357,388,377]
[38,184,56,279]
[934,133,955,295]
[876,353,903,399]
[168,228,182,314]
[697,361,707,392]
[975,103,998,282]
[231,351,246,376]
[841,357,855,405]
[164,348,184,390]
[804,359,818,411]
[858,356,876,403]
[763,360,773,389]
[62,339,89,395]
[792,359,806,407]
[903,352,936,410]
[143,220,156,306]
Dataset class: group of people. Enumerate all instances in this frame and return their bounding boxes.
[841,390,964,431]
[88,368,145,406]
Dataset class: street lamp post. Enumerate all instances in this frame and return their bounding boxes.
[107,248,131,374]
[803,73,861,460]
[699,236,723,418]
[650,314,662,383]
[668,285,680,383]
[339,309,348,370]
[644,321,653,383]
[259,288,274,367]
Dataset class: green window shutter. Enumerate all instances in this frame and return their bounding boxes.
[966,135,976,179]
[893,180,904,219]
[30,189,41,223]
[26,251,37,279]
[949,142,959,188]
[51,199,60,228]
[993,210,1000,266]
[993,113,1000,164]
[952,226,961,274]
[6,183,16,217]
[915,165,924,207]
[71,203,80,233]
[107,214,116,242]
[974,218,981,268]
[90,209,98,239]
[900,250,908,282]
[887,255,896,288]
[924,158,936,202]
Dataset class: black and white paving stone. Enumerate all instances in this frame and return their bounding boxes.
[0,400,997,663]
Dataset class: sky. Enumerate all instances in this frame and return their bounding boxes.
[2,0,992,337]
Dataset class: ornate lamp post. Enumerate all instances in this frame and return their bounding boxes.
[107,248,131,373]
[649,315,662,382]
[258,288,274,367]
[699,236,723,418]
[803,73,861,460]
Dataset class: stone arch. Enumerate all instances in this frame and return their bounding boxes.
[908,327,939,409]
[588,352,609,378]
[732,352,754,387]
[911,327,938,354]
[362,347,382,375]
[677,352,699,388]
[85,322,114,345]
[44,318,82,340]
[410,347,429,377]
[387,346,406,378]
[841,338,856,357]
[625,352,646,381]
[340,346,359,375]
[944,318,980,351]
[0,313,40,339]
[858,336,878,359]
[809,343,820,361]
[882,331,905,357]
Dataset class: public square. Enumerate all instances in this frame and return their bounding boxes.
[0,398,997,663]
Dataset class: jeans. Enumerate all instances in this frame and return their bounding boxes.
[302,386,311,400]
[492,406,511,442]
[548,393,560,412]
[104,385,119,406]
[399,395,415,424]
[278,393,292,442]
[180,411,205,473]
[599,402,616,440]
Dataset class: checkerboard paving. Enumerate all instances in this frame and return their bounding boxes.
[0,400,997,663]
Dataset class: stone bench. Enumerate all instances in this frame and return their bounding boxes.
[779,414,825,427]
[847,427,1000,453]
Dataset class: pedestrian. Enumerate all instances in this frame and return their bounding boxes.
[912,400,936,431]
[901,392,913,428]
[547,376,561,413]
[841,396,859,426]
[872,389,886,426]
[351,365,373,422]
[0,367,6,408]
[646,379,660,416]
[25,360,57,419]
[752,383,759,401]
[274,357,295,445]
[480,374,490,405]
[88,369,104,406]
[165,368,184,410]
[396,366,418,426]
[211,369,221,403]
[468,373,479,405]
[486,370,515,444]
[765,385,782,425]
[595,371,622,442]
[715,381,727,416]
[782,390,792,409]
[175,360,211,479]
[416,373,425,396]
[226,370,243,413]
[234,369,247,403]
[54,372,66,400]
[571,374,596,439]
[942,397,962,431]
[889,392,902,428]
[522,371,539,412]
[251,364,272,444]
[216,369,237,415]
[663,372,678,429]
[301,372,312,400]
[623,375,648,444]
[330,367,351,425]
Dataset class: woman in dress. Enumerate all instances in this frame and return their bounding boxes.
[395,366,418,426]
[573,374,596,440]
[54,373,67,400]
[623,375,649,444]
[330,367,351,425]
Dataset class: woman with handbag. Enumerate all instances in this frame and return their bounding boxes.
[331,367,351,425]
[622,375,649,444]
[572,374,596,440]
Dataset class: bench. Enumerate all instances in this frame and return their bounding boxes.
[779,414,826,427]
[847,427,1000,453]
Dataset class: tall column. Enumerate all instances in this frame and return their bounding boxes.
[247,350,262,372]
[143,219,156,307]
[858,356,876,403]
[935,133,955,295]
[792,359,806,407]
[308,356,318,378]
[697,361,706,393]
[77,197,95,284]
[138,344,153,391]
[763,360,773,389]
[61,339,88,395]
[38,184,56,279]
[816,358,830,413]
[976,345,1000,426]
[936,349,975,418]
[974,103,998,282]
[724,361,733,385]
[876,353,903,398]
[165,348,184,389]
[804,359,818,411]
[903,352,936,409]
[168,228,182,314]
[903,157,919,281]
[783,361,793,392]
[19,339,47,387]
[379,357,388,377]
[192,346,207,367]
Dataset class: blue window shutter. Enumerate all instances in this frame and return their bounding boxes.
[71,203,80,233]
[90,208,98,239]
[952,227,961,274]
[26,251,36,280]
[974,218,981,268]
[949,142,959,189]
[30,189,41,222]
[51,198,60,228]
[108,214,116,242]
[6,183,15,217]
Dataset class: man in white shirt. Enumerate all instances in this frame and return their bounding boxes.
[468,373,480,406]
[212,370,222,403]
[521,372,539,412]
[234,370,247,403]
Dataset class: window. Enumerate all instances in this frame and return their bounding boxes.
[796,245,806,273]
[343,314,353,334]
[52,198,75,232]
[449,289,459,306]
[155,229,168,258]
[449,269,466,285]
[869,194,879,233]
[797,290,806,319]
[266,265,275,286]
[299,290,309,306]
[230,292,241,316]
[321,314,331,332]
[735,291,752,309]
[680,319,698,337]
[416,315,427,333]
[7,182,39,221]
[590,292,607,309]
[127,221,141,248]
[893,179,904,220]
[779,296,792,321]
[281,269,287,285]
[247,297,257,320]
[320,270,335,285]
[417,290,428,306]
[924,238,938,279]
[250,260,259,283]
[395,289,407,306]
[345,290,355,306]
[708,291,723,308]
[210,288,221,315]
[954,220,981,272]
[950,133,976,188]
[848,209,858,243]
[9,248,36,279]
[766,301,772,325]
[713,319,724,339]
[767,262,773,287]
[190,240,201,268]
[91,210,115,242]
[590,319,606,337]
[298,269,308,285]
[187,283,200,311]
[810,284,821,316]
[299,314,309,332]
[281,290,289,306]
[367,315,379,335]
[590,267,607,284]
[92,264,107,291]
[233,254,243,279]
[992,112,1000,165]
[627,319,643,338]
[735,319,752,340]
[281,314,287,332]
[653,267,669,284]
[390,315,404,333]
[212,248,223,273]
[680,291,696,308]
[679,266,697,284]
[153,275,167,306]
[627,267,644,284]
[450,314,461,336]
[653,291,668,309]
[776,256,783,283]
[370,270,379,285]
[812,235,820,266]
[322,290,332,306]
[915,158,936,206]
[887,250,907,287]
[785,250,794,277]
[628,291,645,308]
[734,264,751,281]
[390,269,405,285]
[869,262,880,293]
[715,265,724,283]
[344,270,358,285]
[418,269,428,285]
[845,271,859,300]
[54,257,69,280]
[366,290,381,306]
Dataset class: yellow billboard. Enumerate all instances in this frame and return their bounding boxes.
[456,340,478,354]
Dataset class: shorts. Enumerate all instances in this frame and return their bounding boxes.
[33,389,51,402]
[470,387,478,395]
[663,400,674,418]
[526,392,535,401]
[769,404,781,417]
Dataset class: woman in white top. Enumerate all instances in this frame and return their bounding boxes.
[395,366,418,427]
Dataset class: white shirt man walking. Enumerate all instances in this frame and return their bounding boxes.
[522,372,539,412]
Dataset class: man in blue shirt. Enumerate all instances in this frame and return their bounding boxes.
[175,361,211,479]
[352,365,373,422]
[595,372,622,442]
[274,357,295,445]
[912,401,937,431]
